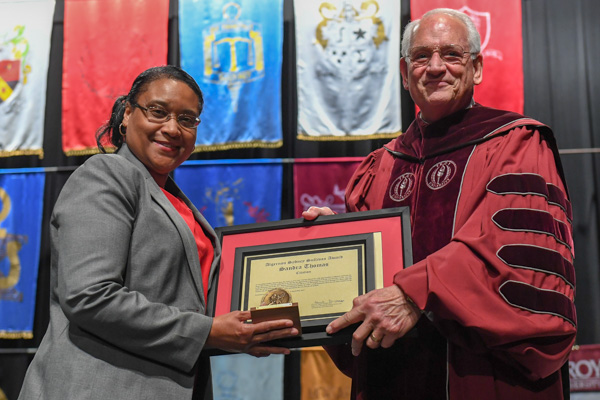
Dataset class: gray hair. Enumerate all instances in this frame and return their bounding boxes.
[401,8,481,60]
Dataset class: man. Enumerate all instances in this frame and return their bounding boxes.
[303,8,576,400]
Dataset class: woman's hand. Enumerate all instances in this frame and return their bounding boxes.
[206,311,298,357]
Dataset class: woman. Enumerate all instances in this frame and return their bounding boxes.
[18,66,296,399]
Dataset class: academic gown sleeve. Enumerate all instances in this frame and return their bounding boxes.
[394,126,576,381]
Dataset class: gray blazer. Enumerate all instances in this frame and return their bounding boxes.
[19,145,220,399]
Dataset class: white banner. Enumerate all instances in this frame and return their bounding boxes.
[0,0,55,158]
[295,0,401,140]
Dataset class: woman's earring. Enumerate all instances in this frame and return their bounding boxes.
[119,123,126,136]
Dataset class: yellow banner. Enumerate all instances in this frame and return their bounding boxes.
[300,346,351,400]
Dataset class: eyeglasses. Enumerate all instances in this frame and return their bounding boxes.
[131,103,201,130]
[407,44,475,67]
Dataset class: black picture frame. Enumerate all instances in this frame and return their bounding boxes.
[209,207,413,348]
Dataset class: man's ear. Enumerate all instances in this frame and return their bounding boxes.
[473,54,483,85]
[400,58,409,90]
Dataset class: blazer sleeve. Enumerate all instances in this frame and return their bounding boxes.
[52,154,212,373]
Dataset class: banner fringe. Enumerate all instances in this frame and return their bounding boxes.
[0,149,44,159]
[297,131,402,142]
[0,331,33,339]
[193,140,283,152]
[64,147,115,157]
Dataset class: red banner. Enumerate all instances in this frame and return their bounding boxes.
[293,157,363,218]
[62,0,169,155]
[410,0,523,114]
[570,345,600,393]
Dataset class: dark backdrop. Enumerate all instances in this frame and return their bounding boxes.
[0,0,599,399]
[521,0,600,346]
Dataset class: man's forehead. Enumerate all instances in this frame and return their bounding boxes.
[412,14,469,46]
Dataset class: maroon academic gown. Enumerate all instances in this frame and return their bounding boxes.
[328,105,576,399]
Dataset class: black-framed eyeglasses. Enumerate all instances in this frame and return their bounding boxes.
[131,103,201,130]
[406,44,475,67]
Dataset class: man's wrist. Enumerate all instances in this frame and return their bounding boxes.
[405,294,423,314]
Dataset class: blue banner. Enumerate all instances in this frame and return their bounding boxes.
[174,160,282,228]
[0,169,45,339]
[179,0,283,151]
[211,353,284,400]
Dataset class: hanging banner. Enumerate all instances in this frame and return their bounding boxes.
[410,0,524,114]
[174,159,283,228]
[0,169,45,339]
[293,157,363,217]
[300,346,351,400]
[294,0,401,141]
[0,0,55,158]
[211,353,284,400]
[179,0,283,151]
[570,344,600,394]
[62,0,168,156]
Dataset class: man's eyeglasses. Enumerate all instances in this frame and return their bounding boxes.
[407,44,475,67]
[131,103,201,130]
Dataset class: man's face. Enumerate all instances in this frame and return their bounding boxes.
[400,14,483,123]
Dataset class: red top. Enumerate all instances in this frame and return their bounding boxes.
[161,188,213,303]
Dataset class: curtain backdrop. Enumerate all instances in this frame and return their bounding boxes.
[521,0,600,346]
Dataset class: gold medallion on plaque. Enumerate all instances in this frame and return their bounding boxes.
[260,288,291,306]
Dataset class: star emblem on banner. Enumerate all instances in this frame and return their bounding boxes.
[354,28,366,40]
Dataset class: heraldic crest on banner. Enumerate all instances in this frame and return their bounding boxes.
[203,2,265,112]
[295,0,401,139]
[203,180,272,226]
[205,179,244,227]
[459,6,503,60]
[0,188,28,305]
[314,1,388,90]
[0,26,30,107]
[316,0,388,52]
[0,172,43,339]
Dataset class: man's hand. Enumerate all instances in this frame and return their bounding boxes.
[326,285,421,356]
[206,311,298,357]
[301,206,335,220]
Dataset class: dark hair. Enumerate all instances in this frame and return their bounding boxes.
[95,65,204,152]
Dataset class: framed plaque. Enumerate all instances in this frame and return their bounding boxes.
[209,207,412,348]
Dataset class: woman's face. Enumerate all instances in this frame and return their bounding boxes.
[122,78,199,187]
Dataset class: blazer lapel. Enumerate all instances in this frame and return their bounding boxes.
[117,145,206,307]
[165,178,222,310]
[176,192,221,286]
